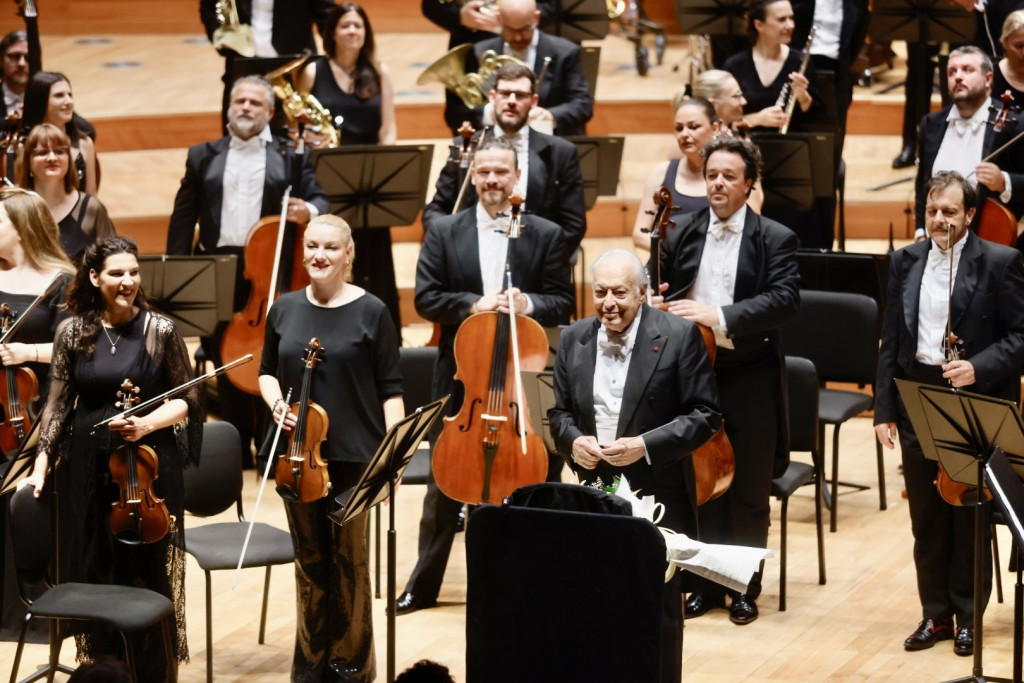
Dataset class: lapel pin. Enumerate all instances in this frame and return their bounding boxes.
[653,346,660,352]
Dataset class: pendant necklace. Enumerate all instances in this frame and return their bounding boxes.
[101,324,123,356]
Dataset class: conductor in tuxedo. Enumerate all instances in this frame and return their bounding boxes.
[422,61,587,255]
[396,136,574,615]
[166,75,328,460]
[548,248,721,683]
[445,0,593,137]
[658,136,800,625]
[875,170,1024,656]
[914,45,1024,240]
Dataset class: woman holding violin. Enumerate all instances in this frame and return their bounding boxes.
[295,2,401,333]
[259,214,404,683]
[21,236,202,682]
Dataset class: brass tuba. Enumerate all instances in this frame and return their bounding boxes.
[265,54,341,148]
[212,0,255,58]
[417,44,524,109]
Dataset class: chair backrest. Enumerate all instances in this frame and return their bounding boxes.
[182,421,244,518]
[400,346,438,416]
[781,289,879,385]
[8,486,52,588]
[785,356,820,454]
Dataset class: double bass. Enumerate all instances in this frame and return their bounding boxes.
[430,198,549,504]
[275,338,331,502]
[644,186,735,504]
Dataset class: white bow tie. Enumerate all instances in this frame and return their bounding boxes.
[709,217,741,240]
[599,329,630,362]
[230,135,265,152]
[928,245,955,269]
[951,115,983,136]
[502,133,528,153]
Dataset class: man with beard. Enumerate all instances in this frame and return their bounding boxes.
[397,136,574,615]
[422,61,586,255]
[166,75,328,463]
[914,45,1024,241]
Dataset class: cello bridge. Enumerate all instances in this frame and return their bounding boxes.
[479,414,508,422]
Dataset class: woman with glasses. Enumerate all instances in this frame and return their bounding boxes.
[692,69,752,133]
[16,123,115,262]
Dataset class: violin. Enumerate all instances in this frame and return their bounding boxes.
[973,91,1021,247]
[108,379,171,545]
[0,303,38,455]
[431,197,549,504]
[643,186,735,504]
[275,338,331,502]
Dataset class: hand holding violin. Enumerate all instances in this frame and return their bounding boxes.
[0,343,35,366]
[941,359,976,388]
[270,399,298,432]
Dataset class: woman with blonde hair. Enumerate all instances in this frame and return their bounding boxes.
[994,10,1024,101]
[692,69,751,132]
[16,123,114,262]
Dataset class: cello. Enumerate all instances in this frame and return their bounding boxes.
[973,91,1021,247]
[431,198,549,504]
[644,186,735,504]
[275,338,331,502]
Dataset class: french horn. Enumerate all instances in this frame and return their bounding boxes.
[212,0,255,58]
[265,54,341,148]
[417,44,524,109]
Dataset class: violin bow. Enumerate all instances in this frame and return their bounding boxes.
[453,126,485,215]
[503,196,529,455]
[233,387,292,589]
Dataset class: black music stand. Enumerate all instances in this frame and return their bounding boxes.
[871,0,975,44]
[896,380,1020,683]
[329,397,449,683]
[139,255,237,338]
[550,0,610,42]
[795,251,890,323]
[985,448,1024,683]
[752,132,835,211]
[229,54,304,133]
[567,136,624,210]
[311,145,434,229]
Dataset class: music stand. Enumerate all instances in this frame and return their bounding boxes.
[896,380,1019,683]
[567,136,624,210]
[550,0,610,42]
[328,397,449,683]
[985,448,1024,683]
[674,0,749,39]
[311,145,434,229]
[795,251,890,324]
[139,255,237,337]
[871,0,975,44]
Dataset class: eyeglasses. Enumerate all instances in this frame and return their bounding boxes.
[495,89,532,101]
[30,146,70,158]
[727,91,745,100]
[3,51,28,63]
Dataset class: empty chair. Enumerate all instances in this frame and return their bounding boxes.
[781,289,885,531]
[771,356,826,611]
[7,486,175,683]
[182,421,295,683]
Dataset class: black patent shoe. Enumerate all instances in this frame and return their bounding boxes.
[729,593,758,625]
[327,662,361,682]
[394,591,436,615]
[954,626,974,656]
[892,144,917,169]
[904,618,953,650]
[683,591,725,619]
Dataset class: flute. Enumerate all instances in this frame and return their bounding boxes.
[776,26,816,135]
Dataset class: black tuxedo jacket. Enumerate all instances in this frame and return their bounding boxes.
[791,0,869,71]
[165,136,328,255]
[415,207,574,400]
[874,234,1024,423]
[915,97,1024,233]
[445,31,593,136]
[200,0,335,55]
[421,0,558,49]
[548,306,722,534]
[422,127,586,253]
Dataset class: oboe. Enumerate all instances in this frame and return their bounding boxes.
[775,26,816,135]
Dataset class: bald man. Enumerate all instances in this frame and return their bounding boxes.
[444,0,592,136]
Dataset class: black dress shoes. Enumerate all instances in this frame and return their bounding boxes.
[327,662,360,682]
[683,591,725,619]
[394,591,436,616]
[954,626,974,656]
[904,618,953,650]
[892,144,917,169]
[729,593,758,625]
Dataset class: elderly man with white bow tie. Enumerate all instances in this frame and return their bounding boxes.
[655,135,800,626]
[914,45,1024,243]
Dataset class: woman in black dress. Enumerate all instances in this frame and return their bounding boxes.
[21,71,97,195]
[722,0,820,133]
[296,2,401,333]
[994,11,1024,102]
[259,214,403,682]
[21,236,201,682]
[16,123,115,262]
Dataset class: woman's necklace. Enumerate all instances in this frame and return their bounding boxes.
[101,323,123,355]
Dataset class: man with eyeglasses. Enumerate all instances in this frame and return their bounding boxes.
[445,0,593,137]
[423,61,586,255]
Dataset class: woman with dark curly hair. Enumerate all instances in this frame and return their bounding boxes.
[20,236,201,682]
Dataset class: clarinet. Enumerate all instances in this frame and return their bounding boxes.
[776,26,816,135]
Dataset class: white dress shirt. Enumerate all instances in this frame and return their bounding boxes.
[810,0,842,61]
[251,0,277,57]
[474,203,535,314]
[916,232,968,365]
[593,309,642,449]
[218,127,273,248]
[687,205,746,349]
